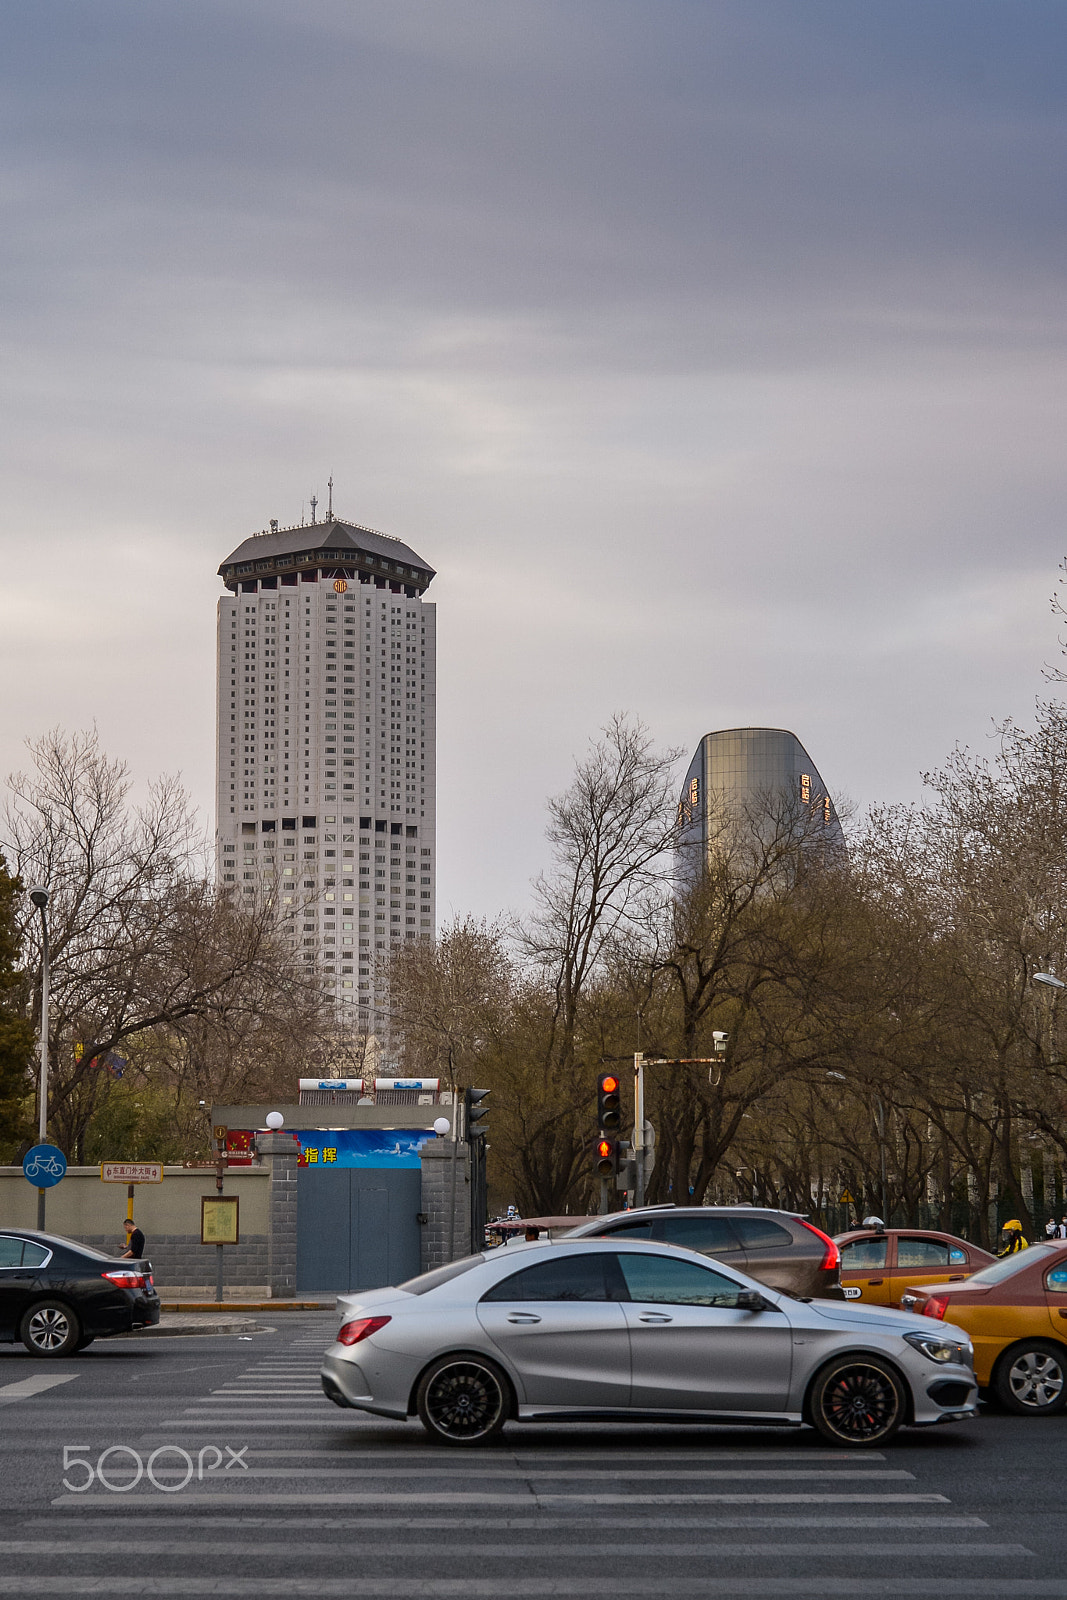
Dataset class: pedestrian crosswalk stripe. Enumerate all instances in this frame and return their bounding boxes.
[0,1540,1032,1559]
[0,1374,78,1405]
[13,1572,1060,1594]
[52,1492,952,1507]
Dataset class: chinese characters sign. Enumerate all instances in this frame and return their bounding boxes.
[293,1129,432,1169]
[201,1196,240,1245]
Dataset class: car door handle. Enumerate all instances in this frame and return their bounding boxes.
[1058,1309,1067,1320]
[948,1275,965,1281]
[867,1279,884,1286]
[506,1312,542,1324]
[638,1312,673,1323]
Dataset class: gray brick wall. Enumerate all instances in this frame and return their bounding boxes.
[420,1140,471,1271]
[67,1233,268,1288]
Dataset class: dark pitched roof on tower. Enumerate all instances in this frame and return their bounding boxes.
[218,517,435,590]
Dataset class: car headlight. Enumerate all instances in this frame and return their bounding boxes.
[903,1331,972,1366]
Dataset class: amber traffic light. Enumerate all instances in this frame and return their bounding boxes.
[595,1137,618,1177]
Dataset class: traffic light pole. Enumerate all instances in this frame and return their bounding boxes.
[633,1052,646,1208]
[632,1051,725,1208]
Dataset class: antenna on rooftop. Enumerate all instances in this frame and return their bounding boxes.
[327,475,334,521]
[310,494,318,524]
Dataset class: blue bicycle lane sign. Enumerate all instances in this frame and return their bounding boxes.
[22,1143,67,1187]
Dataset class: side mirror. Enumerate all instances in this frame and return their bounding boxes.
[736,1289,775,1313]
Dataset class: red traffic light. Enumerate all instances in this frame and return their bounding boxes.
[600,1075,618,1094]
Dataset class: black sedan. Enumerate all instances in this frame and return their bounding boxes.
[0,1228,160,1356]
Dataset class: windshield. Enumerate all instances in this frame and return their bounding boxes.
[397,1256,484,1295]
[955,1244,1055,1287]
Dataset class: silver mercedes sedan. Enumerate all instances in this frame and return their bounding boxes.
[320,1238,978,1447]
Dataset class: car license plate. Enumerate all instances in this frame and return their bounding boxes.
[841,1286,862,1299]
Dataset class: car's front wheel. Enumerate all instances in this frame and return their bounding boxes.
[20,1300,81,1358]
[416,1354,509,1445]
[809,1355,905,1446]
[994,1341,1067,1416]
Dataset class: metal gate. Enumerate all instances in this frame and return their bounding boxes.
[296,1166,422,1294]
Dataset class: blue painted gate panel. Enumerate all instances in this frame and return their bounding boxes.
[296,1166,421,1293]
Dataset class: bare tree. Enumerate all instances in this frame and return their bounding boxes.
[5,728,327,1158]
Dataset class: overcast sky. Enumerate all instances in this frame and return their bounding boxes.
[1,1,1065,920]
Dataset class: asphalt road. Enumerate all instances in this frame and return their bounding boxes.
[0,1310,1065,1596]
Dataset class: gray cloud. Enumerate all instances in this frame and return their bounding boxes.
[1,0,1065,920]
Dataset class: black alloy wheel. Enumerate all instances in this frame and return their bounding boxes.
[994,1342,1067,1416]
[20,1300,81,1358]
[810,1355,905,1446]
[416,1355,509,1445]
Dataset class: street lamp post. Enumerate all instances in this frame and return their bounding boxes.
[28,885,50,1230]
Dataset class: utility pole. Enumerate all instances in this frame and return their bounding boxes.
[633,1052,646,1208]
[29,886,50,1231]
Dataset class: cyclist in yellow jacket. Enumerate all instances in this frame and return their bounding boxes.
[997,1218,1029,1257]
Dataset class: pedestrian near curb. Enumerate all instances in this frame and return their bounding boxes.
[121,1218,146,1259]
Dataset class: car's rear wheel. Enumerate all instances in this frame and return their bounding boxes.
[20,1300,81,1358]
[809,1355,905,1446]
[994,1342,1067,1416]
[416,1354,509,1445]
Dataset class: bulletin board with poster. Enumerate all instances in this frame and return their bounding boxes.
[201,1195,240,1245]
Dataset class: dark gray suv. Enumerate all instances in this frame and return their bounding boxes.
[566,1206,845,1299]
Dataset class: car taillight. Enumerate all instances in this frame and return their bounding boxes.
[796,1218,840,1272]
[102,1270,146,1290]
[337,1315,391,1346]
[924,1294,950,1321]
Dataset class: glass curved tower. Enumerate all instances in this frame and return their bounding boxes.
[677,726,844,877]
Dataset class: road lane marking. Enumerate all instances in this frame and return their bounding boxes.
[5,1577,1062,1595]
[183,1468,917,1481]
[24,1514,993,1529]
[200,1449,883,1462]
[0,1374,78,1405]
[51,1492,951,1507]
[0,1541,1033,1559]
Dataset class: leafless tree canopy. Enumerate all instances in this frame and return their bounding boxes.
[3,729,329,1160]
[388,703,1067,1240]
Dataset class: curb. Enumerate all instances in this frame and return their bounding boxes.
[121,1315,263,1338]
[158,1301,334,1313]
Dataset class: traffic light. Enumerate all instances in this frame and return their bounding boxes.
[595,1136,618,1178]
[597,1073,622,1132]
[465,1087,490,1137]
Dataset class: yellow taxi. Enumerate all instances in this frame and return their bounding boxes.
[834,1223,994,1309]
[905,1241,1067,1414]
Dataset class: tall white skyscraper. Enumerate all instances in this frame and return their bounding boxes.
[215,509,437,1033]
